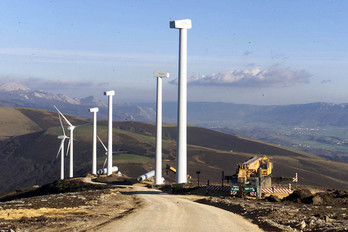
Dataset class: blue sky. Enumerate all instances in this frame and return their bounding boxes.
[0,0,347,105]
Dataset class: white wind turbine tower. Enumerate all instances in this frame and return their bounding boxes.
[56,113,69,180]
[97,135,118,175]
[170,19,192,183]
[89,107,99,175]
[104,90,115,176]
[54,106,75,178]
[153,71,170,185]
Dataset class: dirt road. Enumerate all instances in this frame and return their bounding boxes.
[98,186,263,232]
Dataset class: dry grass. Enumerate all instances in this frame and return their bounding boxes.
[0,107,41,138]
[0,207,89,220]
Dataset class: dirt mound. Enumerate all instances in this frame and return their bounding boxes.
[283,188,348,206]
[265,195,281,202]
[283,189,313,203]
[0,179,108,202]
[94,175,138,185]
[315,189,348,205]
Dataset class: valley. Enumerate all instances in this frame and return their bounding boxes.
[217,125,348,162]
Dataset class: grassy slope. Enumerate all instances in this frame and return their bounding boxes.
[0,107,42,138]
[0,107,90,139]
[0,108,347,193]
[112,122,348,189]
[17,107,89,130]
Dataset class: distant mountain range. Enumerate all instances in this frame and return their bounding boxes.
[140,102,348,129]
[2,82,348,129]
[0,82,156,122]
[0,82,106,107]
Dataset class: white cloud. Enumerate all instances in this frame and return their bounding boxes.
[22,78,94,90]
[321,79,331,84]
[170,65,311,88]
[0,75,96,92]
[243,51,253,56]
[0,47,176,65]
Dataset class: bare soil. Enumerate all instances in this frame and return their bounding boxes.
[0,177,141,232]
[1,177,347,232]
[194,185,348,232]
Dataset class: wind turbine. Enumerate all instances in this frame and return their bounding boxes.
[56,113,69,180]
[170,19,192,183]
[97,135,118,175]
[54,106,75,178]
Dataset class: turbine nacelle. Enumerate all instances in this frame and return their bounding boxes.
[170,19,192,29]
[153,70,170,78]
[58,135,69,140]
[89,107,99,113]
[104,90,115,96]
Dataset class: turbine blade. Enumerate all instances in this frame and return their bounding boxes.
[103,157,107,169]
[56,139,64,159]
[66,138,71,157]
[56,145,62,159]
[58,113,66,136]
[97,135,107,151]
[54,105,73,127]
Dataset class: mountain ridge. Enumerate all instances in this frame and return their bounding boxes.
[3,82,348,128]
[2,82,348,163]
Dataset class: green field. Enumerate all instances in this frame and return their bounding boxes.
[97,153,151,166]
[222,125,348,162]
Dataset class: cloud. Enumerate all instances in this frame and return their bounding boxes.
[321,79,331,84]
[0,76,95,91]
[170,65,311,88]
[22,78,94,91]
[243,51,253,56]
[97,82,110,87]
[0,47,176,66]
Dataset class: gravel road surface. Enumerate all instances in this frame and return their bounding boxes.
[99,186,263,232]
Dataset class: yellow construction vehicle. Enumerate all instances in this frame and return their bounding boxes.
[236,156,272,184]
[230,156,272,197]
[165,164,192,181]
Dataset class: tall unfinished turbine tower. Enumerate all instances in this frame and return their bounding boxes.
[170,19,192,184]
[89,107,99,175]
[104,90,115,176]
[154,71,170,185]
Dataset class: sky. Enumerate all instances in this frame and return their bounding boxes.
[0,0,347,105]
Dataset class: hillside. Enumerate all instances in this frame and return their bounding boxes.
[114,121,348,189]
[0,107,347,194]
[2,83,348,163]
[0,107,89,139]
[4,83,348,128]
